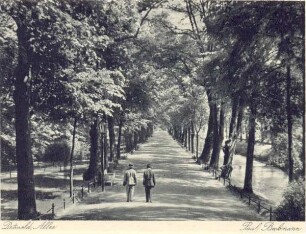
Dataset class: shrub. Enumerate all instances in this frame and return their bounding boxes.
[43,139,70,165]
[0,138,16,170]
[269,132,303,173]
[275,180,305,221]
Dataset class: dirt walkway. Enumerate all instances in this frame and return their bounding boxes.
[56,129,264,221]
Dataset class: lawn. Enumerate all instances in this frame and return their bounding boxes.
[1,161,90,220]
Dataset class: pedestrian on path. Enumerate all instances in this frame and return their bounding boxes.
[143,164,156,203]
[123,163,137,202]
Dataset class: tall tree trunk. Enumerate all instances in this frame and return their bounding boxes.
[191,121,195,154]
[209,103,223,169]
[198,103,214,163]
[188,126,191,151]
[87,119,99,179]
[108,116,115,162]
[236,97,244,139]
[178,128,181,141]
[218,103,225,165]
[302,50,305,178]
[173,127,176,138]
[14,25,37,220]
[227,96,245,166]
[100,130,105,191]
[69,117,77,197]
[229,96,239,138]
[149,123,153,137]
[196,131,199,160]
[141,127,145,142]
[243,98,257,193]
[125,130,129,151]
[104,126,108,170]
[183,127,187,148]
[225,119,228,139]
[143,127,147,142]
[286,64,294,182]
[180,128,183,144]
[134,131,138,149]
[302,48,305,178]
[116,119,123,160]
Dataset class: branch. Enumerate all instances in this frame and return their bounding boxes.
[157,20,198,40]
[114,0,166,42]
[178,57,191,74]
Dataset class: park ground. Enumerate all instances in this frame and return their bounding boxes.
[1,128,270,221]
[54,129,265,221]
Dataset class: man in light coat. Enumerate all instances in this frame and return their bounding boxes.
[143,164,156,203]
[123,163,137,202]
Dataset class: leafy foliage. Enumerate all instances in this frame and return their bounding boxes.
[43,138,70,164]
[275,180,305,221]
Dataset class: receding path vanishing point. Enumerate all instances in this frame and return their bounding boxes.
[56,129,264,221]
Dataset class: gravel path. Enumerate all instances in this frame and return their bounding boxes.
[56,129,264,221]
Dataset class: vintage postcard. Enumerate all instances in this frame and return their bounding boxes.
[0,0,305,233]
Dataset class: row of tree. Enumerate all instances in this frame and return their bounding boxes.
[154,0,304,190]
[0,0,163,220]
[0,0,304,221]
[150,0,304,220]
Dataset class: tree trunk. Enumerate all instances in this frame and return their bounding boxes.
[286,64,294,182]
[125,130,133,152]
[227,97,245,166]
[260,122,265,143]
[141,126,146,142]
[188,126,191,151]
[88,119,99,179]
[108,116,115,162]
[225,119,228,139]
[191,121,195,154]
[180,128,183,144]
[116,119,123,160]
[183,127,187,148]
[134,131,138,149]
[243,99,257,193]
[69,117,77,197]
[125,130,129,151]
[236,97,244,139]
[198,103,214,163]
[100,131,105,192]
[14,25,37,220]
[302,48,305,178]
[218,103,225,165]
[229,96,239,138]
[209,103,224,169]
[196,132,199,160]
[104,126,108,170]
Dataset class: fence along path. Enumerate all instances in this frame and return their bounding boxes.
[56,129,264,221]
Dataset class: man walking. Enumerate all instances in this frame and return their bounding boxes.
[143,164,156,203]
[123,163,137,202]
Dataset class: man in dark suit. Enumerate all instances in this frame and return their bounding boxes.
[143,164,156,203]
[123,163,137,202]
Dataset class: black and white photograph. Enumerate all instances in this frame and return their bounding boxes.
[0,0,305,232]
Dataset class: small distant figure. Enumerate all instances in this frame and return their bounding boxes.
[143,164,156,203]
[221,140,232,179]
[123,163,137,202]
[222,139,231,165]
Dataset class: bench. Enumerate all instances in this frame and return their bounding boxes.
[104,172,116,186]
[201,163,209,170]
[220,165,233,179]
[120,145,127,159]
[82,178,97,193]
